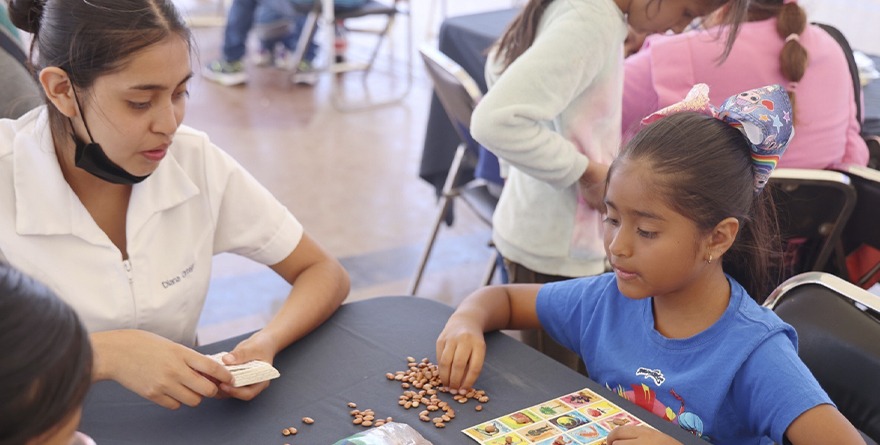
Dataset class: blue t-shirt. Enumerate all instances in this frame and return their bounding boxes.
[536,273,832,445]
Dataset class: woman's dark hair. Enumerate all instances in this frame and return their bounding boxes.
[747,0,808,122]
[493,0,751,72]
[0,263,93,445]
[610,112,783,302]
[6,0,192,136]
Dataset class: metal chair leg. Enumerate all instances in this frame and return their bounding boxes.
[408,195,454,295]
[287,4,321,77]
[409,143,467,295]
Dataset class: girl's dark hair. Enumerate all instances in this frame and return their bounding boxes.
[0,263,93,445]
[494,0,751,72]
[611,112,783,302]
[6,0,192,136]
[747,0,807,122]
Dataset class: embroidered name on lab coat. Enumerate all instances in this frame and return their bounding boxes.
[162,263,195,288]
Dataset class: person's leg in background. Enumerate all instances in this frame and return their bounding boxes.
[285,12,320,85]
[253,3,295,67]
[203,0,261,86]
[504,259,588,376]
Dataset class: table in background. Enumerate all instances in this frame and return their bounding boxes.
[862,55,880,136]
[80,296,704,445]
[419,8,519,194]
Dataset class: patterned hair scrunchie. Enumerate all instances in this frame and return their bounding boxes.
[642,83,794,194]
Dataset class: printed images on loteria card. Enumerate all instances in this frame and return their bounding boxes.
[498,410,542,430]
[530,400,572,419]
[462,387,652,445]
[484,432,528,445]
[578,400,621,420]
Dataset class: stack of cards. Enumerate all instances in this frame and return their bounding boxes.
[207,352,280,387]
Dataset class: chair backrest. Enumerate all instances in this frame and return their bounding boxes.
[419,45,482,154]
[764,272,880,442]
[768,168,857,277]
[837,165,880,286]
[865,135,880,171]
[814,23,862,128]
[841,166,880,253]
[419,44,500,224]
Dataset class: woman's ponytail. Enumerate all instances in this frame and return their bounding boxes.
[776,2,807,122]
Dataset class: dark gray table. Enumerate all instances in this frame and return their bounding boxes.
[420,8,519,194]
[79,296,704,444]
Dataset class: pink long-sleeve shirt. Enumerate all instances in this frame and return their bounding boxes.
[623,18,868,169]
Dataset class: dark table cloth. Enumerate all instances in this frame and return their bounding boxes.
[80,296,705,444]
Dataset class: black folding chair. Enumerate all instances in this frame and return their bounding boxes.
[767,168,857,279]
[815,22,880,168]
[834,165,880,286]
[408,45,500,295]
[765,272,880,444]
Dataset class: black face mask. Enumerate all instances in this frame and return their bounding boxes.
[69,90,150,185]
[70,133,150,184]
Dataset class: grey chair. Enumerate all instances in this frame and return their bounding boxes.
[408,45,499,295]
[764,272,880,444]
[767,168,857,279]
[286,0,412,111]
[835,165,880,286]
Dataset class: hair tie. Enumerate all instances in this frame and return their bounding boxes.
[785,33,800,43]
[642,84,794,194]
[788,81,798,91]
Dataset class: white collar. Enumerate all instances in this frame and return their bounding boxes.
[14,107,200,239]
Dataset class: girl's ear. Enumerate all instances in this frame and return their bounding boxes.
[39,67,78,118]
[707,217,739,260]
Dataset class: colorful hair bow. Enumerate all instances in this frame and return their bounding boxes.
[641,83,794,194]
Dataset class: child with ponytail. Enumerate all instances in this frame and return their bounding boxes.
[439,83,864,444]
[624,0,869,169]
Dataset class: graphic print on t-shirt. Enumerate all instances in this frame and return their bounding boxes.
[608,380,709,440]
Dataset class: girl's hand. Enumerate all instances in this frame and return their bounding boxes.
[579,161,609,210]
[217,331,279,401]
[436,312,487,391]
[92,330,233,410]
[607,425,683,444]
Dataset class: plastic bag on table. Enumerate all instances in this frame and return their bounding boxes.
[332,422,433,445]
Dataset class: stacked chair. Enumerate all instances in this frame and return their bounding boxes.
[836,166,880,287]
[765,272,880,444]
[767,169,857,279]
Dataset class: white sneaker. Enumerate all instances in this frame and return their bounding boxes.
[202,59,248,86]
[292,60,318,86]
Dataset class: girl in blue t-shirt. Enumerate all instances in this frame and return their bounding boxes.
[436,84,864,444]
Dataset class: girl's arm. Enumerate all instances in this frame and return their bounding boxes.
[220,233,350,400]
[785,405,865,444]
[436,284,542,391]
